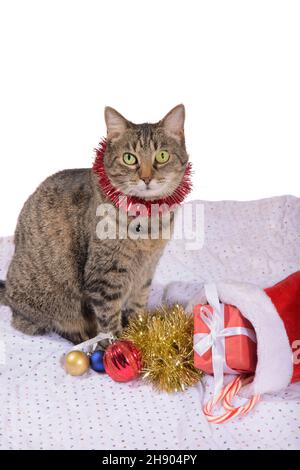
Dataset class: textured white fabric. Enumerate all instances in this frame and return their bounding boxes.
[1,195,300,450]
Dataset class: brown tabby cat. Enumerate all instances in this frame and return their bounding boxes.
[0,105,189,344]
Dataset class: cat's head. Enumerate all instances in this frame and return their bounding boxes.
[103,105,189,200]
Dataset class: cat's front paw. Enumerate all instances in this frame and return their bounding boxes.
[95,322,122,350]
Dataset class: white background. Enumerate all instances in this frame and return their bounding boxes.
[0,0,299,236]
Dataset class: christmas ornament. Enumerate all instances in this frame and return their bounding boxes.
[65,350,90,376]
[103,339,142,382]
[64,332,113,377]
[122,305,203,392]
[93,138,193,216]
[63,309,202,392]
[90,350,105,373]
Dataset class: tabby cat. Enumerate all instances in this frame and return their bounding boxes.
[0,105,189,344]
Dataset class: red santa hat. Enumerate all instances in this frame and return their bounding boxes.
[189,271,300,397]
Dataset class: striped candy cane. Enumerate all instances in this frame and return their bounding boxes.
[203,375,260,424]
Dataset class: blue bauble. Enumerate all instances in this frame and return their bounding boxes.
[90,350,106,373]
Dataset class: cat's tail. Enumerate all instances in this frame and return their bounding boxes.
[0,281,7,305]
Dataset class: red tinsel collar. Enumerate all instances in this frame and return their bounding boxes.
[92,138,192,216]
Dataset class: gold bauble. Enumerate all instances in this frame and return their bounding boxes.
[122,305,203,393]
[65,350,90,376]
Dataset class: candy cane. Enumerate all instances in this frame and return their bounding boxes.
[223,376,260,414]
[203,375,260,423]
[203,377,242,423]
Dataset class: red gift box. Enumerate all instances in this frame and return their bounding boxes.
[193,302,257,376]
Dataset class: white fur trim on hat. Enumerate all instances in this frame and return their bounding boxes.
[188,282,293,397]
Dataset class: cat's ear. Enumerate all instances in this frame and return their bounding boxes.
[104,106,129,140]
[160,104,185,141]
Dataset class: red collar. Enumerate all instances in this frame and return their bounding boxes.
[92,138,192,216]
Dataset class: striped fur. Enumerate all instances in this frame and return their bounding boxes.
[0,281,6,305]
[1,105,189,344]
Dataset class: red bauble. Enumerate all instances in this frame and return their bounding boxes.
[103,340,142,382]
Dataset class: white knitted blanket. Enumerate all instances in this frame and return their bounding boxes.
[150,195,300,307]
[0,195,299,450]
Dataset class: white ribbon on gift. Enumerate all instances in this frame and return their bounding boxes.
[193,283,257,399]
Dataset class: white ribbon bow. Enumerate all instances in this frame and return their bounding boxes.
[193,283,256,399]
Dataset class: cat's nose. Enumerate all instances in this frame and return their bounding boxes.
[141,177,152,185]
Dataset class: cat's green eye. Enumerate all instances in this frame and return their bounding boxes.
[155,150,170,164]
[123,152,137,165]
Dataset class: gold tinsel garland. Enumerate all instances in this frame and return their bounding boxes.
[121,305,203,393]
